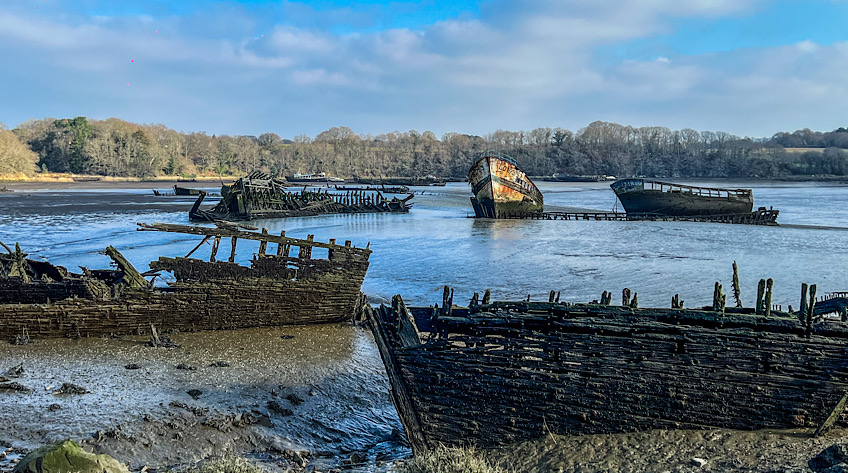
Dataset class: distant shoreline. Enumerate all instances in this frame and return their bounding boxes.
[0,174,236,190]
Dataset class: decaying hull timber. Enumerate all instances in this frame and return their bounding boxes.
[0,222,371,341]
[611,179,754,216]
[190,171,413,222]
[468,152,543,218]
[173,185,203,196]
[368,283,848,454]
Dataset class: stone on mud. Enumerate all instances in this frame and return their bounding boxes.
[12,439,129,473]
[53,383,87,395]
[811,444,848,472]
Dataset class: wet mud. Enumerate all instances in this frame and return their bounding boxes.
[0,324,407,471]
[498,427,848,473]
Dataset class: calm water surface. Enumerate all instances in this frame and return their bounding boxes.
[1,180,845,309]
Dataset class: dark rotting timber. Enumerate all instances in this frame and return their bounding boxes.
[189,172,413,222]
[368,281,848,453]
[0,222,372,341]
[732,261,742,307]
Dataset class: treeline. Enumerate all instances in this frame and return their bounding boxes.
[1,117,847,179]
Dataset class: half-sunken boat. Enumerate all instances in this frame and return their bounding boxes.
[0,222,371,342]
[611,179,754,216]
[189,172,413,222]
[285,172,344,183]
[368,279,848,453]
[468,151,543,218]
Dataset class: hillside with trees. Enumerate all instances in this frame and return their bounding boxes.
[1,117,846,179]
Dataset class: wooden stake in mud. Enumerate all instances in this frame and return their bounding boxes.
[276,230,287,256]
[629,293,638,309]
[549,290,556,303]
[671,294,684,309]
[764,278,774,317]
[800,283,809,318]
[482,289,491,305]
[210,236,221,262]
[442,286,454,317]
[756,279,766,315]
[622,288,631,307]
[806,284,817,337]
[258,228,268,255]
[229,237,238,263]
[731,261,743,307]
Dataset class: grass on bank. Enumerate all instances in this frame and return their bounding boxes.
[394,445,511,473]
[167,457,265,473]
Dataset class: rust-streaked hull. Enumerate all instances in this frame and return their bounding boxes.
[467,154,543,218]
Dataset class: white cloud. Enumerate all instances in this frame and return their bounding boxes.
[0,0,844,138]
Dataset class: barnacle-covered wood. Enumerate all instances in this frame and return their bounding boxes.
[369,289,848,454]
[0,224,370,341]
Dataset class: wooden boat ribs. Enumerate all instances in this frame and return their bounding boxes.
[0,222,371,341]
[189,171,413,222]
[368,284,848,453]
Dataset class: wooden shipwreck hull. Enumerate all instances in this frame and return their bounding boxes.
[611,179,754,216]
[190,171,412,222]
[468,152,543,218]
[0,223,371,341]
[369,285,848,453]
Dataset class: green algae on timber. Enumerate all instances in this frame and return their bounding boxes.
[0,324,407,471]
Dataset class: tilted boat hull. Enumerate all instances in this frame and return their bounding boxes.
[611,179,753,216]
[0,223,371,341]
[468,154,543,218]
[369,291,848,453]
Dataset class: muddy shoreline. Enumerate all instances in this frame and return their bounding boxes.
[0,323,407,472]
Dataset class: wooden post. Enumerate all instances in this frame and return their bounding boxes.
[731,261,742,307]
[622,288,631,307]
[629,293,638,309]
[764,278,773,317]
[800,283,809,318]
[806,284,817,337]
[258,228,268,255]
[276,230,286,256]
[549,290,556,303]
[442,286,451,317]
[229,237,238,263]
[482,289,491,305]
[756,279,766,314]
[210,236,221,262]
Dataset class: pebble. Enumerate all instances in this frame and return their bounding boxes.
[691,457,708,468]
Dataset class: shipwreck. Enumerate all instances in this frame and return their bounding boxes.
[189,172,413,222]
[368,276,848,454]
[611,179,756,216]
[468,151,543,218]
[0,222,371,341]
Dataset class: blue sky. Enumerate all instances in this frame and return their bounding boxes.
[1,0,846,138]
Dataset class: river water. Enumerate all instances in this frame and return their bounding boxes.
[0,180,847,470]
